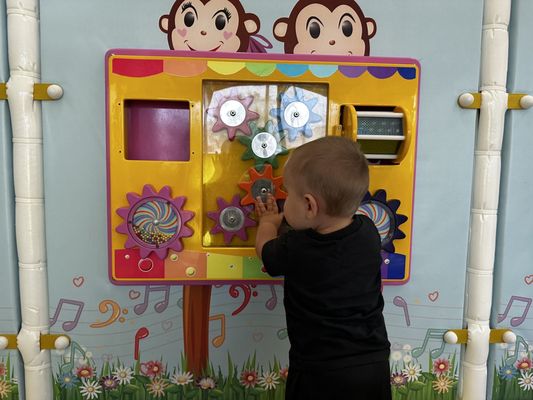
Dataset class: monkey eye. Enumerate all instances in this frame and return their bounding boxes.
[309,21,321,39]
[184,11,195,27]
[341,20,353,37]
[215,14,227,30]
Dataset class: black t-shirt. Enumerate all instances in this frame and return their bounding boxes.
[262,215,390,371]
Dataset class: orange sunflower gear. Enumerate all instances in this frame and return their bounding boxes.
[238,164,287,206]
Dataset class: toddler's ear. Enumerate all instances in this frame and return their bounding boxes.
[304,194,319,218]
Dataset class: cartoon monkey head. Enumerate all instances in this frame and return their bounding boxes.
[160,0,261,52]
[273,0,376,55]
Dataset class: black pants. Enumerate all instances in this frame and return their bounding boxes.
[285,360,392,400]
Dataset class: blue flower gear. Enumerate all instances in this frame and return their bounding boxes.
[270,87,322,142]
[356,189,407,253]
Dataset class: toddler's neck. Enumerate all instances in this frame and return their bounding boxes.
[314,215,354,235]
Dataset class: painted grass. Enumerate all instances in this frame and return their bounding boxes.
[390,353,458,400]
[0,355,19,400]
[40,345,530,399]
[53,353,287,400]
[491,346,533,400]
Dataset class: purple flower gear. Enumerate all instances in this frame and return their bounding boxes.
[116,184,194,259]
[207,194,256,244]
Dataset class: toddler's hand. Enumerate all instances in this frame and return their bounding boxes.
[255,194,283,228]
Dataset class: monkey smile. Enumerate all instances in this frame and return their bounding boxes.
[184,40,224,52]
[310,49,354,55]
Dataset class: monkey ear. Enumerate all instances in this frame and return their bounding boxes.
[243,14,260,35]
[366,18,377,39]
[273,17,289,41]
[159,15,170,33]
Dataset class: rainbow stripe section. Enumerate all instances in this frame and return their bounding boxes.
[111,57,417,80]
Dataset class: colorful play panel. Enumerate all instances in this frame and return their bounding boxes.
[106,50,420,284]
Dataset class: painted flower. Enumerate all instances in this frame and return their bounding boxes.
[113,366,133,385]
[100,375,119,390]
[0,381,11,399]
[518,372,533,391]
[390,351,402,362]
[279,367,288,381]
[516,357,532,371]
[258,371,279,390]
[76,365,94,380]
[433,358,450,375]
[499,364,518,380]
[170,371,194,386]
[80,379,102,400]
[147,378,168,398]
[196,376,216,390]
[403,344,412,352]
[390,372,407,387]
[57,372,79,389]
[402,363,422,382]
[0,363,5,376]
[432,375,453,394]
[403,355,412,364]
[143,360,165,377]
[240,370,258,388]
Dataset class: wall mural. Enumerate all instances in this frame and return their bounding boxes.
[1,1,528,400]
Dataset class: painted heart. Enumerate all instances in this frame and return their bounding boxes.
[525,275,533,285]
[72,276,84,287]
[177,28,187,37]
[428,291,439,302]
[162,320,173,332]
[252,332,263,342]
[129,289,141,300]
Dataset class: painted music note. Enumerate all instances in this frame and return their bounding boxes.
[497,296,532,327]
[229,284,258,316]
[392,296,411,326]
[90,300,128,328]
[504,335,529,365]
[60,340,87,374]
[134,286,170,315]
[209,314,226,348]
[50,299,85,332]
[412,329,448,359]
[134,327,150,360]
[265,285,278,311]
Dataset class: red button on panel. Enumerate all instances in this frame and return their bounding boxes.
[115,249,165,279]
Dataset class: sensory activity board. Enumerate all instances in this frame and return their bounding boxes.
[107,50,420,285]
